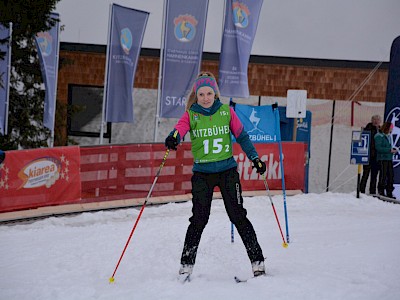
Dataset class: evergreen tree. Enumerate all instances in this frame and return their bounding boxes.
[0,0,60,150]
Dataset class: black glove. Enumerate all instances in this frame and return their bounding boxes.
[165,135,178,150]
[252,158,266,175]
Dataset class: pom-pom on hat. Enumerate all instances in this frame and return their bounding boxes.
[193,74,218,95]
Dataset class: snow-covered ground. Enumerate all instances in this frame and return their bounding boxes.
[1,192,399,300]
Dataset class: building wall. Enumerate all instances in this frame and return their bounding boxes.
[58,47,388,106]
[56,44,388,145]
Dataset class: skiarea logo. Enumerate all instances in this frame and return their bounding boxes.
[17,157,62,189]
[386,107,400,168]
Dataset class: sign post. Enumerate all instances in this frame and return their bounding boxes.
[350,131,370,198]
[286,90,307,142]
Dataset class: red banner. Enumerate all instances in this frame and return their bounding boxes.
[0,143,305,214]
[79,142,306,202]
[0,146,81,212]
[234,143,306,191]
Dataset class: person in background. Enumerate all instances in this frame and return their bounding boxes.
[360,115,381,195]
[165,72,267,278]
[0,150,5,165]
[374,122,397,199]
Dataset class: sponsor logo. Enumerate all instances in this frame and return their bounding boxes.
[297,119,309,131]
[174,14,197,42]
[17,157,62,189]
[236,182,241,204]
[234,152,281,180]
[36,32,52,56]
[386,107,400,167]
[120,28,133,55]
[232,2,250,28]
[0,152,74,193]
[247,108,276,142]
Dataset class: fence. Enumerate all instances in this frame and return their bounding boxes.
[0,142,307,215]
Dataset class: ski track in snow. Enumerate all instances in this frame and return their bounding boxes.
[1,192,400,300]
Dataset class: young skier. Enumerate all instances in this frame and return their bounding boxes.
[165,72,267,278]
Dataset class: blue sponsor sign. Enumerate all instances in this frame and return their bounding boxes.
[233,103,312,192]
[234,103,276,143]
[159,0,209,118]
[350,131,370,165]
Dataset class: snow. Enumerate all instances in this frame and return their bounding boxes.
[1,192,400,300]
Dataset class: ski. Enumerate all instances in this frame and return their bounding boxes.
[234,274,266,283]
[372,194,400,204]
[178,274,191,284]
[234,276,248,283]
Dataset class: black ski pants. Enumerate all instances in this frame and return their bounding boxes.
[360,158,379,194]
[180,167,264,266]
[378,160,394,197]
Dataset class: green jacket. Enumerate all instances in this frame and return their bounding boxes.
[374,132,393,161]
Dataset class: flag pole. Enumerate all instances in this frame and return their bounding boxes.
[50,16,60,148]
[221,0,235,244]
[154,0,168,142]
[99,4,113,145]
[4,22,12,135]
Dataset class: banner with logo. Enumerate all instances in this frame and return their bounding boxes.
[233,142,305,191]
[34,13,60,131]
[218,0,263,98]
[0,23,12,135]
[105,4,149,122]
[234,103,277,142]
[384,35,400,199]
[0,146,81,213]
[159,0,209,118]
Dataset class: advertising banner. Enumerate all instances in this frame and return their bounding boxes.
[384,36,400,199]
[79,142,305,202]
[218,0,263,98]
[234,103,277,142]
[0,23,12,135]
[234,142,305,191]
[105,4,149,122]
[159,0,209,118]
[0,146,81,212]
[34,13,60,131]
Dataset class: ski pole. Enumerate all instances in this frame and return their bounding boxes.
[109,147,172,283]
[261,173,288,248]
